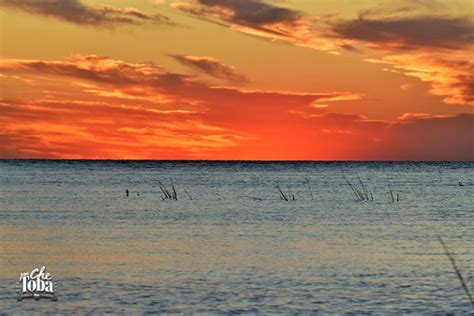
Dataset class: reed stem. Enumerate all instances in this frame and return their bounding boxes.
[438,237,473,307]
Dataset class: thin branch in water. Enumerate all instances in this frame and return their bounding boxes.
[183,188,193,200]
[438,236,473,307]
[276,183,288,201]
[275,183,295,201]
[389,183,395,203]
[287,186,295,201]
[343,175,361,201]
[170,178,177,200]
[357,176,369,200]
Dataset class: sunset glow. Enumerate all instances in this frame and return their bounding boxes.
[0,0,472,160]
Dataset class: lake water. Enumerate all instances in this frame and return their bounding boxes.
[0,160,472,314]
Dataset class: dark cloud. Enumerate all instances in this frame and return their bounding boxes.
[172,0,343,52]
[173,0,305,37]
[377,113,474,160]
[331,15,474,50]
[197,0,302,26]
[172,55,248,83]
[0,130,55,159]
[307,112,474,160]
[0,0,173,27]
[330,11,474,106]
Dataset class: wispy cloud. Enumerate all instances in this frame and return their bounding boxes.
[172,0,347,52]
[172,55,248,83]
[0,0,173,27]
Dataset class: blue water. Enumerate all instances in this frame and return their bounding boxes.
[0,161,472,313]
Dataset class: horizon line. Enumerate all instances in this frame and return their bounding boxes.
[0,158,472,163]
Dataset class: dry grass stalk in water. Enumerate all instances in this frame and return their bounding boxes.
[276,183,295,201]
[343,175,373,202]
[388,182,401,203]
[183,188,193,200]
[438,237,473,307]
[158,179,178,200]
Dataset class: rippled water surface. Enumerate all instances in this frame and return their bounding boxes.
[0,161,472,314]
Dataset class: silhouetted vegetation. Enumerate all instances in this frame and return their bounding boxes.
[388,182,401,203]
[158,179,178,200]
[343,175,373,202]
[276,183,296,201]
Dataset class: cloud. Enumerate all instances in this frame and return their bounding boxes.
[0,55,358,110]
[0,0,173,27]
[386,54,474,106]
[195,0,302,26]
[377,113,474,160]
[170,1,473,106]
[0,55,363,159]
[0,55,178,87]
[0,96,243,159]
[330,12,474,106]
[304,112,474,160]
[331,15,473,50]
[172,0,346,52]
[172,55,248,83]
[1,55,471,160]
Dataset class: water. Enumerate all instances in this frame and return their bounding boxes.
[0,160,472,314]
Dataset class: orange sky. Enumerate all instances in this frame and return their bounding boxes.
[0,0,473,160]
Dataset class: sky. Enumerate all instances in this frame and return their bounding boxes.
[0,0,472,160]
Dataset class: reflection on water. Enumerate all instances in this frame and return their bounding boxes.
[0,161,472,313]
